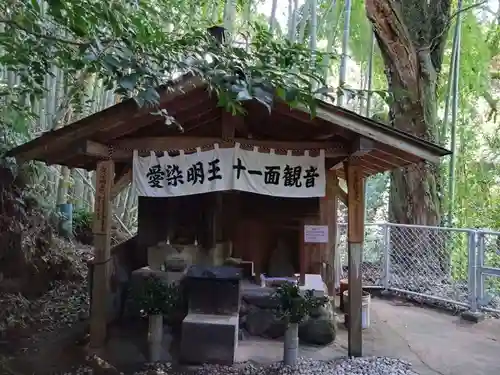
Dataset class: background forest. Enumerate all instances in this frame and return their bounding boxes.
[2,0,499,234]
[0,0,499,367]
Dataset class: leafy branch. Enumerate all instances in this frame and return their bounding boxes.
[0,0,336,132]
[273,282,327,325]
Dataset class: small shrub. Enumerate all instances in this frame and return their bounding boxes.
[73,208,92,233]
[273,281,328,325]
[128,275,182,318]
[73,208,93,244]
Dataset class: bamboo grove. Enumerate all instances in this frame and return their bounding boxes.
[1,0,499,245]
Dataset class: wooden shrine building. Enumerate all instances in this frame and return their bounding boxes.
[7,75,450,357]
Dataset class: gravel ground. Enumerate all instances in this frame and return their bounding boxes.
[63,357,420,375]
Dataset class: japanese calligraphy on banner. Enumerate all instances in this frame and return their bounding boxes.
[133,144,326,198]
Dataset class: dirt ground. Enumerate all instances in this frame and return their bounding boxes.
[237,297,500,375]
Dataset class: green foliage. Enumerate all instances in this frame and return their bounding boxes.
[129,276,182,317]
[273,282,327,325]
[0,0,332,130]
[72,207,92,235]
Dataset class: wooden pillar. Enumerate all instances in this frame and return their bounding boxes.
[319,170,338,296]
[344,160,364,357]
[299,219,307,285]
[300,215,318,285]
[90,159,114,348]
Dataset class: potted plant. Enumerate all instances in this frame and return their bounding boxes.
[129,275,182,362]
[273,282,328,366]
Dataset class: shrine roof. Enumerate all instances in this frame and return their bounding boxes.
[6,74,450,178]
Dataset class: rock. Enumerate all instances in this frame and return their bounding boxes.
[164,252,190,271]
[267,240,295,277]
[243,306,286,339]
[263,317,286,339]
[244,307,274,336]
[238,328,249,340]
[299,316,336,345]
[242,290,279,309]
[147,242,177,270]
[309,301,333,319]
[179,356,420,375]
[240,300,249,315]
[239,314,247,326]
[461,310,485,323]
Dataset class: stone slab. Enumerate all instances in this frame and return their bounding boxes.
[241,274,327,300]
[296,274,328,297]
[130,266,186,285]
[180,313,239,365]
[131,266,170,281]
[460,310,485,323]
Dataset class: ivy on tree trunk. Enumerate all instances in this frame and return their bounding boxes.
[365,0,451,226]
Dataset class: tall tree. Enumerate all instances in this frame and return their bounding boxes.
[365,0,452,225]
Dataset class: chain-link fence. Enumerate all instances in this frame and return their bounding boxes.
[476,230,500,313]
[337,223,500,314]
[337,223,386,287]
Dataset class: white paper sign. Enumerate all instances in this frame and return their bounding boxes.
[133,143,325,198]
[304,225,329,243]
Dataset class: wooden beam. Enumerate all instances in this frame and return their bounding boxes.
[344,159,365,358]
[111,167,132,201]
[90,159,114,348]
[373,141,420,164]
[351,137,375,156]
[110,137,349,157]
[273,103,352,139]
[299,219,307,286]
[332,175,347,205]
[330,136,374,171]
[79,140,131,160]
[363,153,402,170]
[315,106,443,164]
[320,170,338,297]
[10,76,205,163]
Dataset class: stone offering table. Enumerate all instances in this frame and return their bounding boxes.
[180,265,241,365]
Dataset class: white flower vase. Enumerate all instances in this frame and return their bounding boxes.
[283,323,299,366]
[148,314,163,362]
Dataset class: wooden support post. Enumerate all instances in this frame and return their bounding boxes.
[300,216,319,285]
[319,170,338,296]
[299,219,306,286]
[344,159,364,357]
[90,159,114,348]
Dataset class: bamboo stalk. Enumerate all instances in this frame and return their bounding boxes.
[75,169,133,236]
[338,0,352,107]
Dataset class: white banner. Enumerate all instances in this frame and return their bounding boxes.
[133,144,325,198]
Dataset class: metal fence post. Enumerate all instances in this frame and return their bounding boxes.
[382,223,391,290]
[467,230,478,312]
[476,231,485,311]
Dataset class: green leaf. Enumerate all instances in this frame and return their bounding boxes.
[119,73,140,91]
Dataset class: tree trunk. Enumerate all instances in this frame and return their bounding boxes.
[365,0,451,226]
[72,169,85,209]
[86,171,96,211]
[122,186,136,226]
[365,0,451,274]
[56,166,71,205]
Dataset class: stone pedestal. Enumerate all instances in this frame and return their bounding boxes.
[180,265,242,365]
[180,313,239,364]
